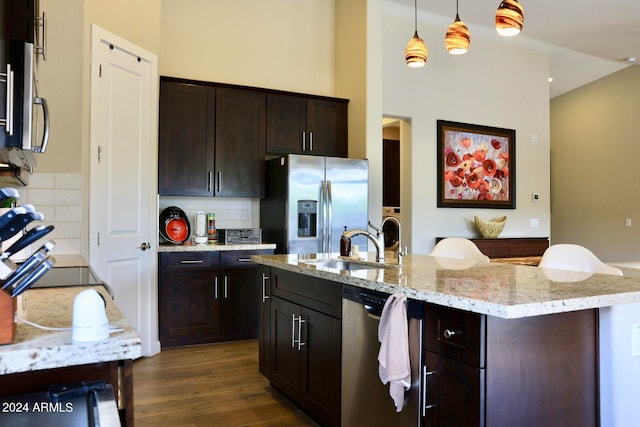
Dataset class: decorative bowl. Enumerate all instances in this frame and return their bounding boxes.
[474,215,507,238]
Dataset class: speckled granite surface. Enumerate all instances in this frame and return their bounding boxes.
[253,253,640,319]
[0,286,141,375]
[158,243,276,252]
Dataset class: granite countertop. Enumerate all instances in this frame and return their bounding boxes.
[158,242,276,252]
[0,285,141,375]
[253,253,640,319]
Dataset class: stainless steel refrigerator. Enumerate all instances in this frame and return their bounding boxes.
[261,154,369,254]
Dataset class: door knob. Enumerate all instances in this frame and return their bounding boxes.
[139,242,151,251]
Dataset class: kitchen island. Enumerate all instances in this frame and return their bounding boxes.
[254,252,640,427]
[0,285,141,426]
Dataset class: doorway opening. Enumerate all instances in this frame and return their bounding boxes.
[382,116,412,256]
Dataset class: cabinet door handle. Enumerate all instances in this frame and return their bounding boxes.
[180,260,204,264]
[443,328,459,339]
[297,316,306,350]
[261,273,270,303]
[214,277,218,300]
[309,132,313,151]
[217,171,222,193]
[291,314,297,348]
[0,64,14,135]
[422,365,436,417]
[207,171,213,193]
[236,258,252,262]
[224,276,228,299]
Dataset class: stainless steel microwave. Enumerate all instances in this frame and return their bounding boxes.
[0,41,49,174]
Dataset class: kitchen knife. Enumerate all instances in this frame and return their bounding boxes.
[0,211,45,241]
[11,256,55,298]
[1,225,54,259]
[0,207,27,230]
[1,240,55,290]
[0,188,20,206]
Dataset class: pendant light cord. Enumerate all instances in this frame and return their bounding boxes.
[414,0,418,33]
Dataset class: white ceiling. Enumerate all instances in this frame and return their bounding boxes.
[387,0,640,97]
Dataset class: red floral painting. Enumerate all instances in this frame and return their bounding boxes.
[437,120,515,208]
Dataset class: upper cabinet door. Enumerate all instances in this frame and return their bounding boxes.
[266,93,307,155]
[306,98,348,158]
[266,93,348,158]
[215,87,265,198]
[158,79,215,196]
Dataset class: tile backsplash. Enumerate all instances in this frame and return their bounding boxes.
[6,172,82,255]
[159,196,260,234]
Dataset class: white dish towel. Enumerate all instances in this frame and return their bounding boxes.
[377,293,410,412]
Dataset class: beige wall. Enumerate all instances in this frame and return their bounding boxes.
[550,66,640,262]
[159,0,335,95]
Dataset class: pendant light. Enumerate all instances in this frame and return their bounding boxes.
[445,0,470,55]
[495,0,524,37]
[405,0,428,67]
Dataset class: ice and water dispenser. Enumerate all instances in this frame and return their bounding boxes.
[297,200,317,237]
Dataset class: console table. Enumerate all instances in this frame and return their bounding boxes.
[435,237,549,265]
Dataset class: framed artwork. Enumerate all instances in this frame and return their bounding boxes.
[437,120,515,208]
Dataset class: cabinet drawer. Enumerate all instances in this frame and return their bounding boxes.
[425,304,485,367]
[271,268,341,318]
[220,249,273,269]
[159,251,219,273]
[508,238,549,257]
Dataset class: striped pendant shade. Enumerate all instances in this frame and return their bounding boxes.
[446,14,470,55]
[495,0,524,37]
[405,31,428,67]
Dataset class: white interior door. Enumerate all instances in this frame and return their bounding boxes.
[89,25,159,356]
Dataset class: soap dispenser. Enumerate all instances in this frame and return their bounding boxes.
[340,226,351,257]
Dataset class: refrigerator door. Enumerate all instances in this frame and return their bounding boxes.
[325,157,368,253]
[287,154,325,254]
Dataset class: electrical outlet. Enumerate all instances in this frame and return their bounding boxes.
[532,193,540,202]
[530,218,539,228]
[626,218,632,227]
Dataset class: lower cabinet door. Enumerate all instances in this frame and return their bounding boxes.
[257,265,271,378]
[221,267,260,340]
[159,271,221,348]
[423,351,484,427]
[300,306,341,427]
[270,297,302,400]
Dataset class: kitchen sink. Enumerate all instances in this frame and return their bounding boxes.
[302,260,394,270]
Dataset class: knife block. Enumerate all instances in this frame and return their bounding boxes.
[0,290,16,344]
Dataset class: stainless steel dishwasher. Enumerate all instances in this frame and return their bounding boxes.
[341,285,423,426]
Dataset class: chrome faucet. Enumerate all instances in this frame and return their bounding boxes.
[341,218,408,264]
[342,223,385,262]
[379,216,408,265]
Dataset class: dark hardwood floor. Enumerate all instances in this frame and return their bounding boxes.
[133,340,318,426]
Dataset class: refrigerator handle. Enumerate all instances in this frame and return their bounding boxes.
[321,180,328,253]
[326,180,333,252]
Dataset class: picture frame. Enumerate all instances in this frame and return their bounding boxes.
[437,120,515,209]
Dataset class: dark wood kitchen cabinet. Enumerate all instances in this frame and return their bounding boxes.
[266,92,348,157]
[158,77,265,198]
[158,249,273,348]
[158,79,215,196]
[257,264,271,378]
[215,87,265,197]
[267,267,341,427]
[422,304,598,427]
